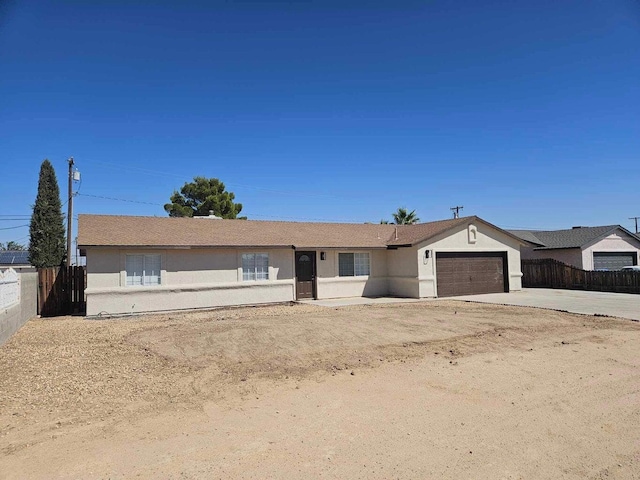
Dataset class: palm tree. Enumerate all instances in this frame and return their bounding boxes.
[392,207,419,225]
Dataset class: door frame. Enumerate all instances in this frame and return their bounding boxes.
[295,251,317,300]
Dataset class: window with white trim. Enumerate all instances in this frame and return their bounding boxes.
[338,252,370,276]
[126,254,161,286]
[242,253,269,281]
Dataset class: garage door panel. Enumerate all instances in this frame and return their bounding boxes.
[593,252,637,271]
[436,253,506,297]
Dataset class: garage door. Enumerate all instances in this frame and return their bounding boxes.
[593,252,637,271]
[436,252,507,297]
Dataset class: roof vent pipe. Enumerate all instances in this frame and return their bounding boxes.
[194,211,222,220]
[395,226,398,240]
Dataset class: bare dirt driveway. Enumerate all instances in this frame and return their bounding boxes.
[1,301,639,479]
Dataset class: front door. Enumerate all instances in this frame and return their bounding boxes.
[295,251,316,300]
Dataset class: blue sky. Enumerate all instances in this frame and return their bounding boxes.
[1,0,639,247]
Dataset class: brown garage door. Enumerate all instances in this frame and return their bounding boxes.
[436,252,507,297]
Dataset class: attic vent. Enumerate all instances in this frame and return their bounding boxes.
[468,224,478,244]
[572,226,585,229]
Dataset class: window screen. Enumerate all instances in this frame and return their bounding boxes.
[339,252,370,276]
[242,253,269,281]
[354,253,370,276]
[126,254,161,286]
[143,255,161,285]
[339,253,354,276]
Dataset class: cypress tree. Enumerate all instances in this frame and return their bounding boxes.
[28,159,66,268]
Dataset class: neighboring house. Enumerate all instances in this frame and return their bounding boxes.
[0,251,35,273]
[510,225,640,271]
[78,214,528,316]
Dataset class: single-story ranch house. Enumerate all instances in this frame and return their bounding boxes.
[78,214,528,316]
[509,225,640,271]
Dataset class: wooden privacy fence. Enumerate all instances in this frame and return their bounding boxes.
[522,259,640,295]
[38,266,86,317]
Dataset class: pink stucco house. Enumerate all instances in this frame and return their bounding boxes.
[510,225,640,271]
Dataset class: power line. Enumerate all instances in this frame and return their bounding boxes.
[77,193,164,206]
[11,234,30,243]
[86,159,360,200]
[76,192,367,222]
[0,224,28,231]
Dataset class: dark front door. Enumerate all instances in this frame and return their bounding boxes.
[295,251,316,300]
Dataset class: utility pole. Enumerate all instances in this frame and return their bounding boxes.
[630,216,640,234]
[66,157,74,267]
[450,205,464,219]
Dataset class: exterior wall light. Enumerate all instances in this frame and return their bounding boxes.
[320,252,326,260]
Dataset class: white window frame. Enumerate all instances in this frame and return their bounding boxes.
[125,254,162,286]
[242,253,269,281]
[338,252,371,277]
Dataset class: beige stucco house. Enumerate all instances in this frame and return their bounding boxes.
[510,225,640,271]
[78,214,527,316]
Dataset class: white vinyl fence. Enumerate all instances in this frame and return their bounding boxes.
[0,268,20,309]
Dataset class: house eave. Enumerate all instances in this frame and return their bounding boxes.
[532,246,582,251]
[79,244,389,250]
[387,216,535,248]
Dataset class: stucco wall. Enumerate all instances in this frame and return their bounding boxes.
[522,248,583,269]
[84,221,525,313]
[582,231,640,271]
[519,245,537,261]
[85,247,296,316]
[416,221,523,297]
[521,230,640,270]
[86,248,121,289]
[87,281,295,316]
[0,269,37,346]
[315,249,388,299]
[387,247,419,298]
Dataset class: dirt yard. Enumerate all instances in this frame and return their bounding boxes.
[1,300,639,479]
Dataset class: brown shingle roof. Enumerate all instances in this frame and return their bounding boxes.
[386,217,471,246]
[78,215,395,249]
[78,214,520,249]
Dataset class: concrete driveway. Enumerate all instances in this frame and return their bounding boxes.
[449,288,640,321]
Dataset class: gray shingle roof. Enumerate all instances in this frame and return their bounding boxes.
[508,230,545,246]
[0,251,31,266]
[509,225,626,250]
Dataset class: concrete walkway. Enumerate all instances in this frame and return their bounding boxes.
[448,288,640,321]
[300,289,640,322]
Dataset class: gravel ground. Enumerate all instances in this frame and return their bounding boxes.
[1,300,639,479]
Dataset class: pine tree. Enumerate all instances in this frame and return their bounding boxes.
[28,160,66,267]
[164,176,245,219]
